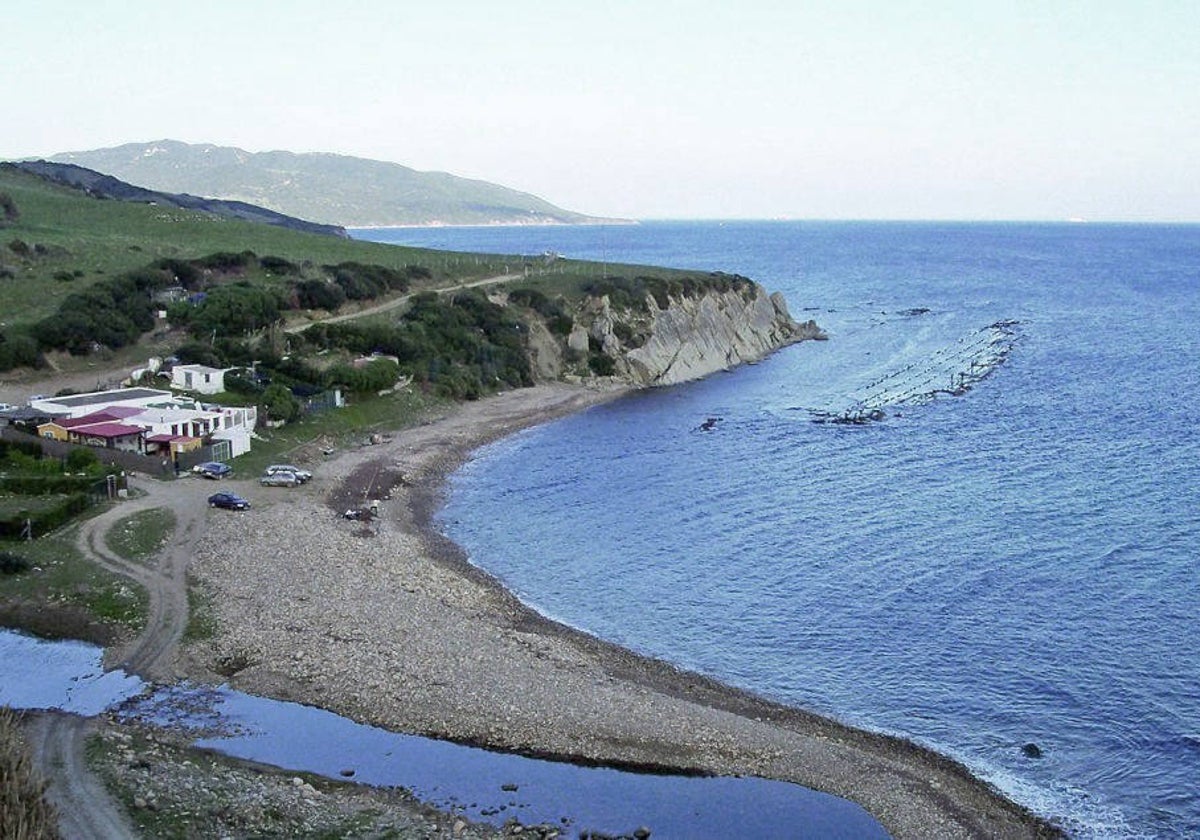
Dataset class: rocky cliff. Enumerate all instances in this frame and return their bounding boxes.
[525,282,824,388]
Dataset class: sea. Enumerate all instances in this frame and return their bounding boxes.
[354,221,1200,839]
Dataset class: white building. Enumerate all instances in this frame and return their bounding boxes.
[170,364,230,395]
[29,387,258,458]
[31,388,178,420]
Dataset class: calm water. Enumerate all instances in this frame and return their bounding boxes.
[358,221,1200,839]
[0,629,886,838]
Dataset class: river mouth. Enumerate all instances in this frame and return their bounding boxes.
[3,628,890,838]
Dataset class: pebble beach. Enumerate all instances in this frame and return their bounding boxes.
[181,383,1060,840]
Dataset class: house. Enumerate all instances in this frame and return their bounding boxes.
[30,388,178,420]
[66,422,146,453]
[28,387,258,459]
[170,364,230,395]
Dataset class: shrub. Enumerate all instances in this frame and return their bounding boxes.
[0,551,31,575]
[294,279,346,312]
[0,329,43,371]
[259,255,298,274]
[195,251,256,272]
[588,353,616,376]
[185,283,282,337]
[261,383,302,423]
[0,192,18,225]
[65,448,99,473]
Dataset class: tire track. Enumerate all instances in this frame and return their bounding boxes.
[32,477,210,839]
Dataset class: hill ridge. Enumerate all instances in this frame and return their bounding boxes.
[47,140,624,228]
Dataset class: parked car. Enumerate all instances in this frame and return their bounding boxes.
[264,464,312,483]
[194,461,232,479]
[207,492,250,510]
[260,470,299,487]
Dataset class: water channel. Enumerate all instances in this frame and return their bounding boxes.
[1,628,889,838]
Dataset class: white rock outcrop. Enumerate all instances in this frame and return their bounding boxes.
[607,286,822,387]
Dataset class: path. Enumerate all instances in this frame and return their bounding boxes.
[282,272,522,333]
[30,476,212,840]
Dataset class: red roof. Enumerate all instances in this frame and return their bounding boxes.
[69,422,146,439]
[60,406,146,426]
[145,433,197,443]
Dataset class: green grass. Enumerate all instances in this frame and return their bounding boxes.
[104,507,175,562]
[1,165,707,335]
[231,387,446,475]
[0,515,148,637]
[184,577,218,643]
[0,167,513,330]
[0,492,73,518]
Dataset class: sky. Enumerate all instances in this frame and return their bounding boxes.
[5,1,1198,221]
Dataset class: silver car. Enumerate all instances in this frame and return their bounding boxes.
[260,470,299,487]
[264,464,312,483]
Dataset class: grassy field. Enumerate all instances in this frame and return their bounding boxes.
[104,508,175,563]
[1,166,684,334]
[0,517,147,641]
[230,387,445,475]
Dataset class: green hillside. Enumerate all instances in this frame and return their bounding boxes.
[47,140,616,227]
[0,164,691,391]
[0,164,512,330]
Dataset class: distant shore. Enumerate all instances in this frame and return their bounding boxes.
[348,218,637,230]
[182,381,1062,840]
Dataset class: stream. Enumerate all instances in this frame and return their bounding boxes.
[1,628,889,838]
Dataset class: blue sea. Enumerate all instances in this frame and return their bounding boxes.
[355,221,1200,839]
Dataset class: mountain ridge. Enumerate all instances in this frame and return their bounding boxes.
[47,140,625,228]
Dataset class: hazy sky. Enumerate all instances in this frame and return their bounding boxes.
[6,1,1198,221]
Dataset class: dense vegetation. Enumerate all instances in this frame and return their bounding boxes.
[583,272,756,312]
[0,708,58,840]
[0,250,436,369]
[0,442,109,541]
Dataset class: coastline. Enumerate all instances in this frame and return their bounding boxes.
[182,382,1062,840]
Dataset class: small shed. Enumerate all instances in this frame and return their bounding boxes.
[170,365,230,395]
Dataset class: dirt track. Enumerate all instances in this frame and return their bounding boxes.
[29,476,212,840]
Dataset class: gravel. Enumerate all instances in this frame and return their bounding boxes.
[176,384,1062,840]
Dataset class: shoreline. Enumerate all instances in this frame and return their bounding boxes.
[182,382,1062,840]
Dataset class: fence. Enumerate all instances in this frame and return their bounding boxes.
[0,426,176,477]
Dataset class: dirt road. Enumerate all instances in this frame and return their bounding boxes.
[30,476,213,840]
[282,272,522,333]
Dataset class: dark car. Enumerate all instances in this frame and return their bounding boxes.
[207,491,250,510]
[194,461,232,479]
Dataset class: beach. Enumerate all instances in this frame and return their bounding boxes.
[179,382,1060,840]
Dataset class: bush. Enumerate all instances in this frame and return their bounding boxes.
[0,192,18,225]
[184,283,282,337]
[260,255,298,274]
[588,353,616,376]
[294,279,346,312]
[260,383,302,423]
[0,329,43,371]
[0,551,31,575]
[65,448,99,473]
[0,492,91,539]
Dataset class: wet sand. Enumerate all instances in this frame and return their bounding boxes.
[184,382,1062,840]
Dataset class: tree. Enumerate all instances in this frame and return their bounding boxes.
[65,448,99,473]
[261,384,302,423]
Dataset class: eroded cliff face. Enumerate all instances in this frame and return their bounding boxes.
[539,284,824,388]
